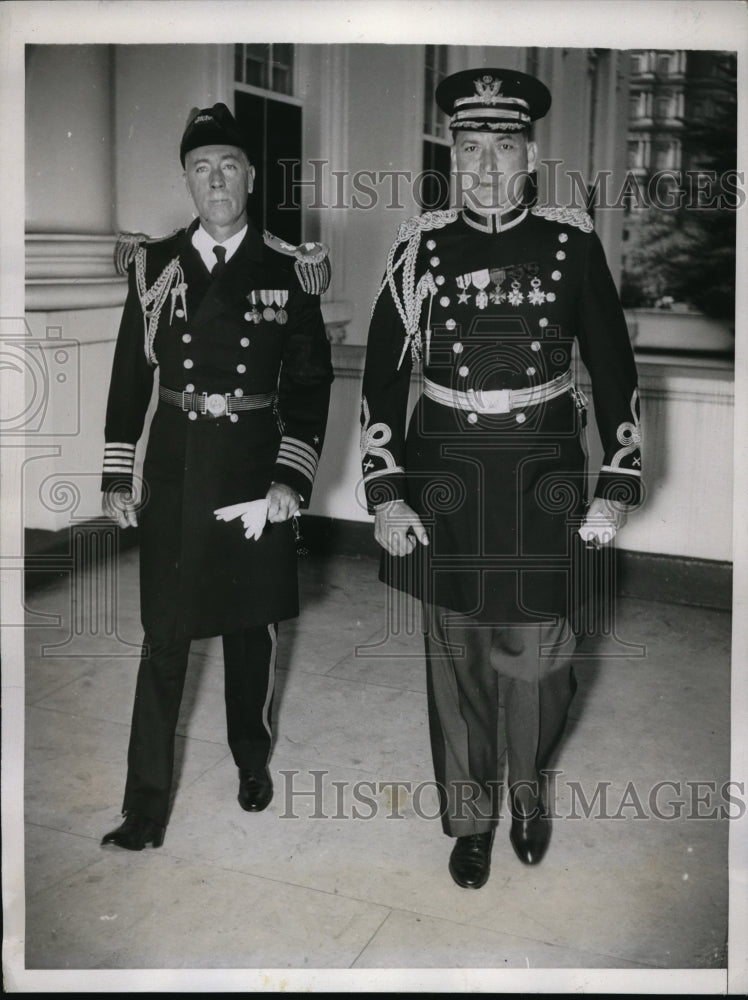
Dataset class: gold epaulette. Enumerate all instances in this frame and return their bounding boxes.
[263,230,331,295]
[531,205,594,233]
[113,229,181,276]
[394,208,458,245]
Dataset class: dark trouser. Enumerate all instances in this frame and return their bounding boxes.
[122,623,278,826]
[424,604,576,837]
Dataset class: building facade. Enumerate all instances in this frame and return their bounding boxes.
[21,44,734,569]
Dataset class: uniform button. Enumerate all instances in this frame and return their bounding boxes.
[556,250,566,261]
[426,239,436,250]
[244,311,252,321]
[182,333,191,343]
[539,317,549,328]
[230,413,239,423]
[440,296,450,307]
[546,292,556,302]
[458,365,469,377]
[446,318,457,330]
[526,366,536,376]
[552,270,562,281]
[188,410,197,420]
[559,232,569,243]
[175,309,185,318]
[234,388,244,397]
[430,256,440,267]
[515,412,527,424]
[531,341,541,351]
[467,412,478,424]
[185,383,195,392]
[435,275,445,286]
[240,337,250,347]
[236,363,247,374]
[453,342,463,354]
[183,358,194,369]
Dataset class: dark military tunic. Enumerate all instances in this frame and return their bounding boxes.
[361,205,642,625]
[103,219,333,639]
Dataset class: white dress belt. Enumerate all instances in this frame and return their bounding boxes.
[422,370,574,414]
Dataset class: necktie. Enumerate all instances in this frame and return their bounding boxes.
[212,244,227,277]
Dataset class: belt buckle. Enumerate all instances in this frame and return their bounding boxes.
[475,388,511,413]
[205,392,228,418]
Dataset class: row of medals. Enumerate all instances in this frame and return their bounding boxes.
[246,289,289,325]
[454,269,550,309]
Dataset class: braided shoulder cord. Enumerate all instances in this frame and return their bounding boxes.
[530,205,594,233]
[134,249,184,365]
[370,209,458,369]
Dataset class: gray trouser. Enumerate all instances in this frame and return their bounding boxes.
[424,604,577,836]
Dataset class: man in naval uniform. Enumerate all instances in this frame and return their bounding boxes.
[100,103,333,850]
[361,69,642,888]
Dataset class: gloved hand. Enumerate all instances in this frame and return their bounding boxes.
[578,496,628,547]
[214,499,269,540]
[374,499,430,557]
[102,488,138,529]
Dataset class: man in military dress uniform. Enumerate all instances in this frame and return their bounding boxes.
[101,103,333,850]
[361,69,642,888]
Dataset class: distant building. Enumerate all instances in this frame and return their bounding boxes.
[622,49,736,307]
[626,49,734,183]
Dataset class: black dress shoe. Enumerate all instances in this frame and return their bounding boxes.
[448,830,495,889]
[238,767,273,812]
[101,812,165,851]
[509,795,551,865]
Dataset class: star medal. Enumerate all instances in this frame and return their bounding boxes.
[455,274,473,305]
[275,290,289,325]
[528,277,546,306]
[508,279,524,306]
[260,289,276,322]
[472,269,490,310]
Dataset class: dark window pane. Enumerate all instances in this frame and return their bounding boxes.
[419,140,450,211]
[234,91,301,244]
[245,44,269,89]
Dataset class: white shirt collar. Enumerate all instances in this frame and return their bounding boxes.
[192,223,248,271]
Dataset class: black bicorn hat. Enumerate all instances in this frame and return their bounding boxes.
[179,102,251,165]
[435,68,551,133]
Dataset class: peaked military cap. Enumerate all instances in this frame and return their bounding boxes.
[180,102,251,165]
[436,67,551,133]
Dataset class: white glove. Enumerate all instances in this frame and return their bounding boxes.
[214,499,269,540]
[578,497,628,547]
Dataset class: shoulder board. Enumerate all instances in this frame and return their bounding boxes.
[530,206,594,233]
[395,209,458,245]
[114,228,181,276]
[263,230,331,295]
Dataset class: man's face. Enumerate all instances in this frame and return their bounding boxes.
[184,144,255,239]
[452,130,537,210]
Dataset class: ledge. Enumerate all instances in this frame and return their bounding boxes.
[26,233,127,312]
